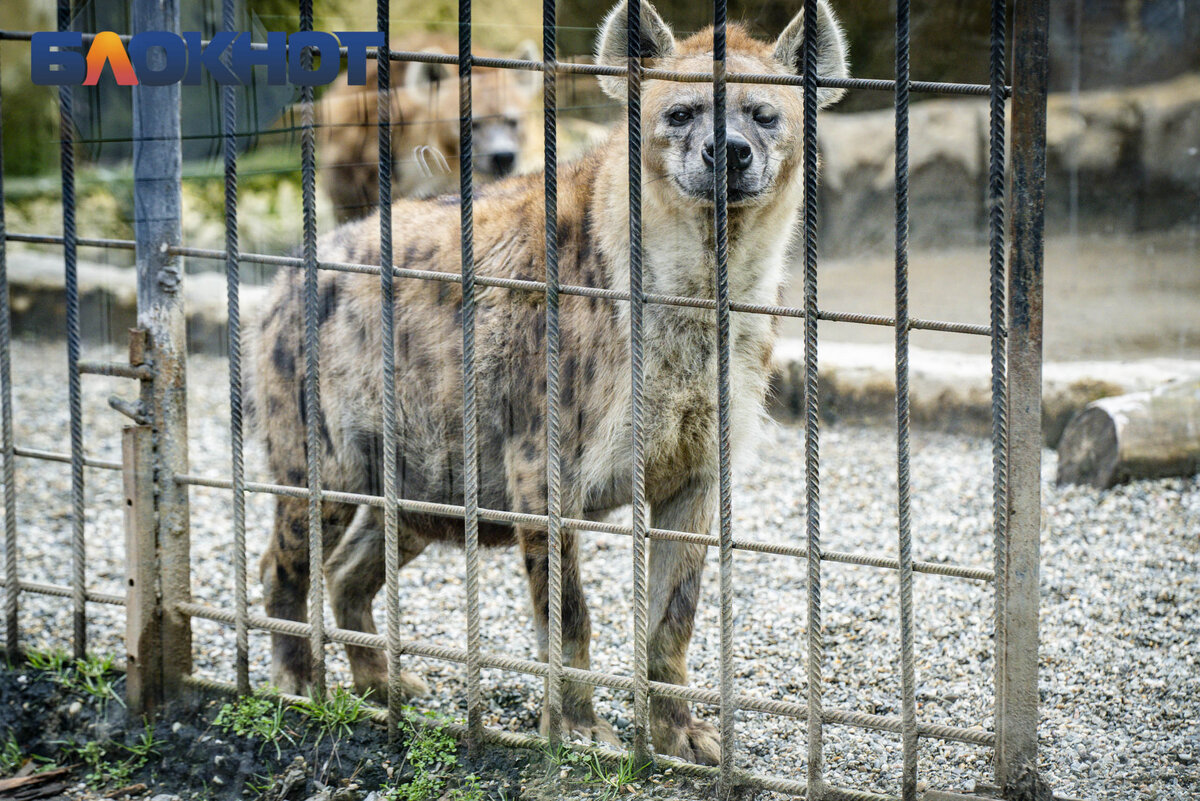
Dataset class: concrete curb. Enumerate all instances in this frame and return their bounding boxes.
[769,339,1200,446]
[6,250,266,356]
[8,251,1198,447]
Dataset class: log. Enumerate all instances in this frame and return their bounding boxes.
[1056,379,1200,488]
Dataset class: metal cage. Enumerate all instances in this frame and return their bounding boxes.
[0,0,1049,797]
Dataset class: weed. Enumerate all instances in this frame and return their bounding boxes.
[446,773,484,801]
[24,648,69,675]
[245,772,274,796]
[583,753,649,801]
[213,690,295,759]
[27,650,123,708]
[0,731,22,775]
[382,710,480,801]
[290,684,372,747]
[70,654,124,707]
[60,720,161,789]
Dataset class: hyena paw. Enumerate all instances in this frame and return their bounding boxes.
[544,711,622,749]
[355,670,429,703]
[655,717,720,766]
[396,670,430,699]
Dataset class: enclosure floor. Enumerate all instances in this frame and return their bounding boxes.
[783,230,1200,361]
[2,340,1196,800]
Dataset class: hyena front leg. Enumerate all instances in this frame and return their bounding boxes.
[259,496,356,695]
[648,476,719,765]
[518,524,620,747]
[325,505,430,702]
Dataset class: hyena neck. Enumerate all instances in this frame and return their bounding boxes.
[588,126,798,307]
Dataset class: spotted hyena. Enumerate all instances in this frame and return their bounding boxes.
[252,0,848,764]
[318,35,539,221]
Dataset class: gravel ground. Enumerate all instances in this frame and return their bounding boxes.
[2,338,1197,800]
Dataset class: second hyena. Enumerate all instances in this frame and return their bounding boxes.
[252,0,848,764]
[318,35,539,221]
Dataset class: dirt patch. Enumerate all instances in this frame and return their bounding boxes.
[0,662,714,801]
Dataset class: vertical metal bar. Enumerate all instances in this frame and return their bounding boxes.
[800,0,824,796]
[298,0,326,699]
[222,0,249,698]
[58,0,86,660]
[0,62,18,661]
[712,0,736,795]
[132,0,191,698]
[543,0,564,749]
[378,0,404,737]
[123,424,160,712]
[987,0,1010,786]
[626,0,651,769]
[998,0,1048,791]
[893,0,918,798]
[458,0,484,748]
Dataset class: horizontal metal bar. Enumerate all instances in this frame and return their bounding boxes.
[0,578,125,606]
[174,473,993,581]
[2,234,993,336]
[5,233,136,250]
[0,30,1006,98]
[77,360,151,381]
[175,600,994,746]
[14,445,122,471]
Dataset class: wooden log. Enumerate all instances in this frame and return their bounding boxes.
[1056,379,1200,488]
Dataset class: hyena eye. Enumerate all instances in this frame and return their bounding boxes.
[752,107,779,127]
[667,107,694,126]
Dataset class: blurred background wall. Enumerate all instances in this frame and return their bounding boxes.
[1,0,1197,363]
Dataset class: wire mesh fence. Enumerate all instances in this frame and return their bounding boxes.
[0,0,1049,798]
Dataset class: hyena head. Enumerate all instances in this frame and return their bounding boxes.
[402,41,540,179]
[595,0,848,206]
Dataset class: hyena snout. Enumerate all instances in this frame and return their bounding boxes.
[701,131,754,172]
[480,150,517,177]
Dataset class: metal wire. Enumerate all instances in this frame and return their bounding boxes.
[626,0,651,768]
[56,0,86,661]
[298,0,326,698]
[0,62,16,659]
[801,0,825,794]
[988,0,1010,775]
[893,0,919,796]
[172,599,995,747]
[542,0,565,749]
[712,0,737,793]
[376,0,405,738]
[221,0,249,699]
[457,0,485,749]
[1,233,994,337]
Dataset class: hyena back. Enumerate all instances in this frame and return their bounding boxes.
[252,0,848,765]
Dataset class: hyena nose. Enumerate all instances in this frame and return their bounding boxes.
[702,133,754,173]
[488,151,517,176]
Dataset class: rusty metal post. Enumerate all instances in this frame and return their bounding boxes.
[123,424,160,713]
[132,0,191,700]
[997,0,1049,796]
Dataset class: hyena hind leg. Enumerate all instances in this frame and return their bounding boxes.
[647,480,720,766]
[260,496,357,696]
[325,505,430,703]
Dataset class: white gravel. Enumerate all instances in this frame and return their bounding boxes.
[2,339,1197,800]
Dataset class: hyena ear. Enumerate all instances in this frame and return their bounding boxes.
[404,53,453,101]
[594,0,676,101]
[772,0,850,109]
[510,39,542,96]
